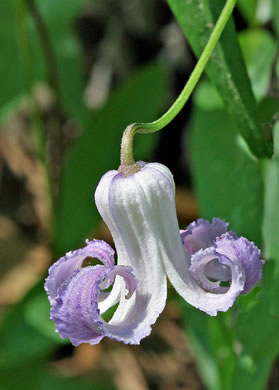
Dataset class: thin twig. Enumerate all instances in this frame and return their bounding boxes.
[25,0,60,98]
[25,0,64,204]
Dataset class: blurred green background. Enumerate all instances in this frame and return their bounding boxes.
[0,0,279,389]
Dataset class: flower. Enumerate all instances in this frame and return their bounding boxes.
[45,161,263,346]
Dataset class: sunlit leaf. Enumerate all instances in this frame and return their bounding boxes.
[263,122,279,263]
[239,0,272,24]
[193,80,224,111]
[239,30,276,100]
[256,0,272,24]
[167,0,271,157]
[237,0,258,25]
[273,0,279,35]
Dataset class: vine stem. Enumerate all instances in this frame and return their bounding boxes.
[26,0,65,206]
[120,0,237,171]
[25,0,60,100]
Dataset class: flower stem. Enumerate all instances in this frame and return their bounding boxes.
[120,0,237,170]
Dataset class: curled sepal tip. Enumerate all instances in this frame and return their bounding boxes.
[172,218,264,316]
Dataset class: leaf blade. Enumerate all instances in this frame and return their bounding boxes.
[167,0,271,157]
[189,107,264,246]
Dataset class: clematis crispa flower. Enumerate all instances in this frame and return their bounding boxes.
[45,162,263,346]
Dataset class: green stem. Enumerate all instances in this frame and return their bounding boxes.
[120,0,237,170]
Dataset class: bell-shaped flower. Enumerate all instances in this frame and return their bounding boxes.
[45,162,263,346]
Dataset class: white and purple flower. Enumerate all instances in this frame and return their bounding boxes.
[45,162,263,346]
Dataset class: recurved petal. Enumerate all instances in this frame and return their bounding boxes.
[51,266,105,346]
[189,246,245,305]
[51,264,137,346]
[181,218,229,255]
[45,239,115,304]
[141,173,245,315]
[202,257,232,282]
[163,244,245,315]
[215,233,263,293]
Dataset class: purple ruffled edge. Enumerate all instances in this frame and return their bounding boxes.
[45,240,138,346]
[45,239,115,304]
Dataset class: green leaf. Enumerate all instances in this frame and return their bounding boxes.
[179,307,220,390]
[237,0,258,25]
[0,0,89,122]
[0,1,25,110]
[238,0,272,25]
[238,29,276,100]
[24,291,67,344]
[256,0,272,23]
[167,0,271,158]
[36,0,88,33]
[40,371,116,390]
[0,279,116,390]
[0,358,46,390]
[0,281,56,371]
[255,97,279,127]
[263,122,279,263]
[232,355,273,390]
[0,280,57,390]
[193,80,224,111]
[0,357,116,390]
[26,0,89,120]
[55,63,170,254]
[178,301,236,390]
[236,265,279,358]
[232,261,279,390]
[193,42,277,112]
[273,0,279,35]
[189,107,264,246]
[257,0,273,24]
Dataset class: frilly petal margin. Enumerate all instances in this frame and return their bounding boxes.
[189,247,245,308]
[215,233,263,293]
[174,222,263,315]
[45,239,115,304]
[180,218,229,255]
[51,264,137,346]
